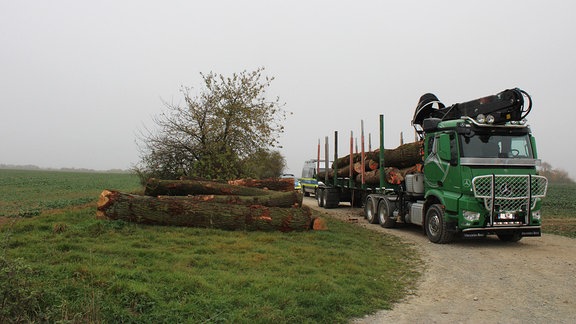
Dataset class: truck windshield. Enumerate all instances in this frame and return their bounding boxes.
[459,134,533,158]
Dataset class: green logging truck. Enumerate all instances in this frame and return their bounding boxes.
[314,88,548,243]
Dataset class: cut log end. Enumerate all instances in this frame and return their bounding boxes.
[97,190,114,210]
[312,217,328,231]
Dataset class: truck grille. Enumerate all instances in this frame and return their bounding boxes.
[472,175,548,213]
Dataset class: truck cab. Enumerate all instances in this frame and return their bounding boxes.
[405,88,548,242]
[417,116,547,242]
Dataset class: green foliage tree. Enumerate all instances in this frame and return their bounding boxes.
[242,149,287,179]
[135,67,288,182]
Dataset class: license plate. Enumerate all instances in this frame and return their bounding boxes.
[498,212,516,220]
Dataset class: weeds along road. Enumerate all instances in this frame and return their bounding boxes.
[303,197,576,324]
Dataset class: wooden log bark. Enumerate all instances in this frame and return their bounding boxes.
[227,178,295,192]
[316,168,334,181]
[336,164,353,177]
[399,164,423,178]
[333,141,423,170]
[172,190,302,208]
[97,190,321,232]
[145,178,274,197]
[356,167,404,185]
[353,159,379,174]
[384,141,424,169]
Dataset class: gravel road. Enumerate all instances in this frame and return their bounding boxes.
[303,197,576,324]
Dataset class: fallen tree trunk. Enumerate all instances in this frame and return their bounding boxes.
[227,178,295,192]
[97,190,322,231]
[173,191,302,208]
[145,178,275,197]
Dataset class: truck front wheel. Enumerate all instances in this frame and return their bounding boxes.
[425,204,454,244]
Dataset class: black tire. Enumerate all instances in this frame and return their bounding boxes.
[378,197,396,228]
[425,204,454,244]
[364,196,379,224]
[497,232,522,242]
[324,188,339,209]
[317,188,325,207]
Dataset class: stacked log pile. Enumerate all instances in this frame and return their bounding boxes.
[319,141,424,185]
[97,178,326,232]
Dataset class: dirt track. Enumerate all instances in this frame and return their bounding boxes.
[303,198,576,324]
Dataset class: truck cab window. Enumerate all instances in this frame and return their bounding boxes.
[460,134,533,158]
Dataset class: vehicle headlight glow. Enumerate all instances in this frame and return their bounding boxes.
[476,114,486,124]
[463,210,481,221]
[532,210,541,220]
[486,114,495,124]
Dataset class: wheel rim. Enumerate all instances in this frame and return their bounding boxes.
[428,213,441,237]
[378,202,388,223]
[365,197,375,221]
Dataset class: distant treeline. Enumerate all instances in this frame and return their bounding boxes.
[0,164,129,174]
[539,162,574,184]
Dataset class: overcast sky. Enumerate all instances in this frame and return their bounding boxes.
[1,0,574,179]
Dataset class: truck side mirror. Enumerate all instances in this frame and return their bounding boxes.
[437,134,452,161]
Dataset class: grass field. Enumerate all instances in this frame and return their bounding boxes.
[0,169,421,323]
[1,169,573,322]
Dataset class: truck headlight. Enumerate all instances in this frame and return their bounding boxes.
[463,210,481,221]
[532,210,541,220]
[486,114,495,124]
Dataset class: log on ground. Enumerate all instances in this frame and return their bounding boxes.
[97,190,321,232]
[163,190,302,208]
[145,178,275,197]
[227,178,295,192]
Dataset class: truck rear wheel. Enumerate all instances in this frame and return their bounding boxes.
[378,198,395,228]
[425,204,454,244]
[317,188,325,207]
[324,188,339,209]
[364,196,379,224]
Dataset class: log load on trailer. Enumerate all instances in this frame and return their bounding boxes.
[315,88,548,243]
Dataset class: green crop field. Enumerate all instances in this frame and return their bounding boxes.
[0,169,141,218]
[541,182,576,238]
[0,169,421,323]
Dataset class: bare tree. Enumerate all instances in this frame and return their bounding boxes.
[135,67,287,181]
